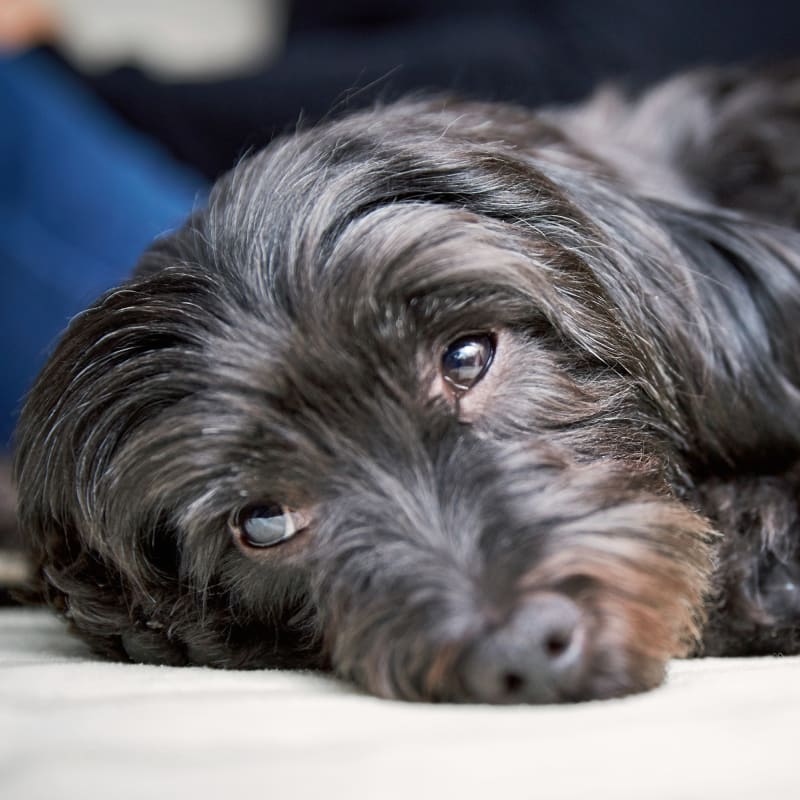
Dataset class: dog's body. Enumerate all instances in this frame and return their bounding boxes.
[14,65,800,702]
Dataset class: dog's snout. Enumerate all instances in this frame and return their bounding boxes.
[458,593,586,704]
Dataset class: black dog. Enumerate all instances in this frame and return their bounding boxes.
[14,64,800,703]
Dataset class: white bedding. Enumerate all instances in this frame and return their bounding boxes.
[1,607,798,800]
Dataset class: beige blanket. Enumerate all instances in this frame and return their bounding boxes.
[0,607,797,799]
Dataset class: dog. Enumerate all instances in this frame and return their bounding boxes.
[14,64,800,703]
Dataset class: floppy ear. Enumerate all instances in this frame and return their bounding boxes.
[650,201,800,466]
[664,204,800,654]
[12,254,213,665]
[9,200,246,662]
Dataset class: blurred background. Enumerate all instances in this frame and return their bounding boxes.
[2,0,800,586]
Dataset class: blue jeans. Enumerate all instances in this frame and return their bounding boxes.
[0,51,206,447]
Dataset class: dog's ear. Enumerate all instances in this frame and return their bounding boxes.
[12,232,220,664]
[647,201,800,467]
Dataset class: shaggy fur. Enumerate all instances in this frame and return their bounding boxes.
[14,64,800,702]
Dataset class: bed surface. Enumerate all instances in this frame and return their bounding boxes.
[1,607,797,799]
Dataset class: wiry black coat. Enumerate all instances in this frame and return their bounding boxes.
[14,64,800,702]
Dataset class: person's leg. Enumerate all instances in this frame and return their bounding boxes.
[0,50,206,446]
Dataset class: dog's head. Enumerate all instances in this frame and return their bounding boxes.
[15,100,715,702]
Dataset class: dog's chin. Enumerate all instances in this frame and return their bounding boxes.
[324,589,694,704]
[327,599,678,705]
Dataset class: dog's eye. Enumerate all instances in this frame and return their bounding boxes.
[441,334,495,392]
[231,504,306,548]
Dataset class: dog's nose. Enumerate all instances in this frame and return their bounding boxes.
[458,593,586,703]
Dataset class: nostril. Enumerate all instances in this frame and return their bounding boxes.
[544,629,572,659]
[502,671,525,694]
